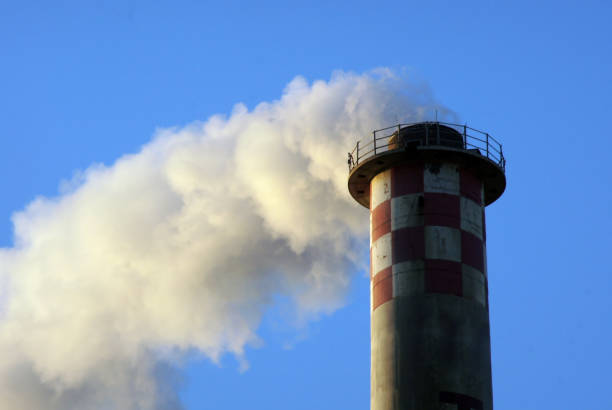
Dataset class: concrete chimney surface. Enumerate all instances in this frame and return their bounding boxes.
[348,122,506,410]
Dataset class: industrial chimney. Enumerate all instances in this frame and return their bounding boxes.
[347,122,506,410]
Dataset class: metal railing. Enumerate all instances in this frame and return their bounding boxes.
[348,121,505,173]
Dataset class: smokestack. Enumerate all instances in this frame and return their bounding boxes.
[347,122,506,410]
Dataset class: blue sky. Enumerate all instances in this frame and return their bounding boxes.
[1,1,612,409]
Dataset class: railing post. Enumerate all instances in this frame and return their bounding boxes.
[373,131,377,155]
[463,125,467,149]
[356,141,360,164]
[397,124,401,149]
[486,133,489,158]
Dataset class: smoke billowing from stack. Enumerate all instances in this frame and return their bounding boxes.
[0,70,449,409]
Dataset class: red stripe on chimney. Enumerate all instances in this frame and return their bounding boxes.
[423,192,460,229]
[391,163,424,197]
[460,168,482,205]
[392,226,425,264]
[372,266,393,310]
[461,231,484,272]
[371,200,391,243]
[425,259,462,296]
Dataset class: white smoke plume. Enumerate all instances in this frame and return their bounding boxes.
[0,69,449,409]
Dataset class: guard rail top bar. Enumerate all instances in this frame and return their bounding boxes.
[348,121,505,173]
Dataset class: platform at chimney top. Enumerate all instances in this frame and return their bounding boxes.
[347,122,506,208]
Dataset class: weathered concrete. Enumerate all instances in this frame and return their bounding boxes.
[391,294,493,409]
[424,163,460,195]
[365,145,497,409]
[371,293,493,410]
[424,226,462,262]
[371,300,397,410]
[460,197,484,241]
[391,194,424,230]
